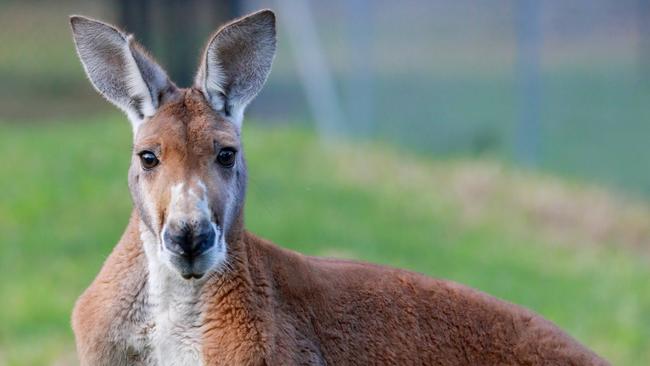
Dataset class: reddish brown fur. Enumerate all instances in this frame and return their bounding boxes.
[72,89,609,365]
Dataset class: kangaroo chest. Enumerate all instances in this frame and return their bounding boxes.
[116,229,204,366]
[118,288,204,366]
[116,280,204,366]
[146,290,204,365]
[141,259,205,365]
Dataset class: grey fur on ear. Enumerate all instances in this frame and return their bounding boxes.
[69,16,175,131]
[195,9,277,128]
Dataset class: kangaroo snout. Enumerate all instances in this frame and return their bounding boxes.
[163,220,216,260]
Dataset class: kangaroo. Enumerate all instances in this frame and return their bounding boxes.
[69,10,608,366]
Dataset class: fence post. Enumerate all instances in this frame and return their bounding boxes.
[515,0,542,166]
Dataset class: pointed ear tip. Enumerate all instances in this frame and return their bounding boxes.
[258,9,275,18]
[245,9,275,27]
[69,15,119,34]
[69,15,83,29]
[259,9,276,23]
[69,15,102,34]
[69,15,92,26]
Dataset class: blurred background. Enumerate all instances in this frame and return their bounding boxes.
[1,0,649,364]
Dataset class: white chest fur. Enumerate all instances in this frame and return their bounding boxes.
[141,228,205,366]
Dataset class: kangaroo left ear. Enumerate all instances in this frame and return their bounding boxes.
[70,16,177,132]
[195,9,276,128]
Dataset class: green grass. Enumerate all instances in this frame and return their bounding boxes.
[1,116,649,365]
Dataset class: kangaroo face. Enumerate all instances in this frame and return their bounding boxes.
[129,90,245,279]
[70,10,275,279]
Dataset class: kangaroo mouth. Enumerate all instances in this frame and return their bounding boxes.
[167,230,225,281]
[181,272,205,280]
[172,255,211,281]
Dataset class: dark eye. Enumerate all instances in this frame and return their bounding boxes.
[216,148,236,168]
[139,151,159,170]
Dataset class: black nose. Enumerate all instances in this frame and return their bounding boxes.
[163,221,215,259]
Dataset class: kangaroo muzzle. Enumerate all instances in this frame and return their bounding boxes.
[163,220,216,259]
[160,181,224,279]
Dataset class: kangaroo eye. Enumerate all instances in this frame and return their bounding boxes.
[139,151,159,170]
[216,148,236,168]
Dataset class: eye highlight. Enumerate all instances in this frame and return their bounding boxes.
[216,148,237,168]
[138,151,159,170]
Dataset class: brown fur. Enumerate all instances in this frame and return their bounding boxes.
[72,89,608,365]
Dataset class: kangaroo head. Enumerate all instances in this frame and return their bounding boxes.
[70,10,276,280]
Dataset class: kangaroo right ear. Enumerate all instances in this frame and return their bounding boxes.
[70,16,176,131]
[195,10,276,129]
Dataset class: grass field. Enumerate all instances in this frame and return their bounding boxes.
[1,116,649,365]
